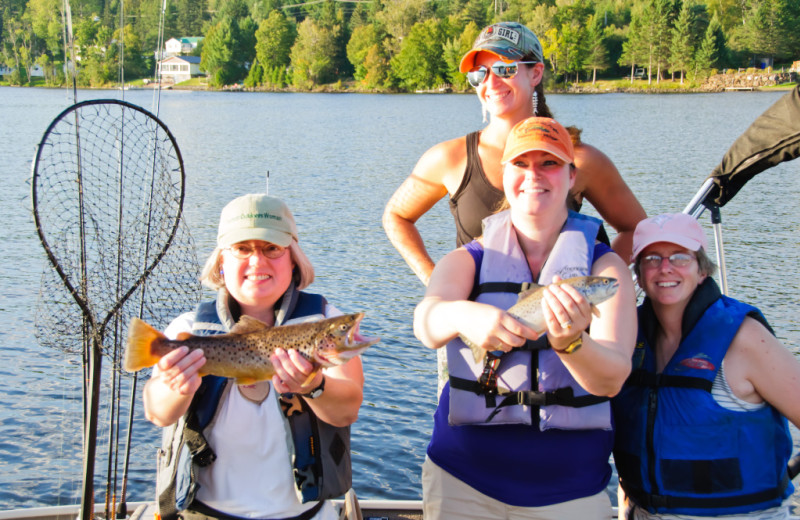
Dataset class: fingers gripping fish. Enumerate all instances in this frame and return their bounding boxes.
[460,276,619,363]
[124,313,380,385]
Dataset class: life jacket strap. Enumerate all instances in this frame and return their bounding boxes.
[623,470,790,512]
[448,375,609,423]
[626,370,713,392]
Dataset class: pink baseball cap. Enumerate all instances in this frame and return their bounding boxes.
[631,213,709,261]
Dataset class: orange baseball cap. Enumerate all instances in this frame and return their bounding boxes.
[501,117,574,164]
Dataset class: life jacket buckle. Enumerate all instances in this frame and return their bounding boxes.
[192,446,217,468]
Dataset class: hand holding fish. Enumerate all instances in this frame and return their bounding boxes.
[453,301,541,357]
[156,346,207,396]
[542,276,595,351]
[270,347,322,396]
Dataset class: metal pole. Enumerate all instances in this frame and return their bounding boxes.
[709,206,728,296]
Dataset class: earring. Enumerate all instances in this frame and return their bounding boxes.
[481,102,488,123]
[219,268,224,276]
[532,90,538,116]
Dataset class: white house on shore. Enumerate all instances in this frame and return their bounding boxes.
[164,37,203,57]
[157,55,202,84]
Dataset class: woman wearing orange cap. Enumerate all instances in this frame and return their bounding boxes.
[414,117,637,519]
[612,213,800,519]
[383,21,646,288]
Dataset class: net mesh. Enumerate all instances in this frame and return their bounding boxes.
[32,99,200,359]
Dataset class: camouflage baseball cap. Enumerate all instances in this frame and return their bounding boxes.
[459,22,544,73]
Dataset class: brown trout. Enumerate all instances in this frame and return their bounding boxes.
[124,313,379,385]
[461,276,619,363]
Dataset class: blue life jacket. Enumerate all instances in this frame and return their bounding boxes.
[612,278,793,516]
[155,288,352,520]
[447,210,611,429]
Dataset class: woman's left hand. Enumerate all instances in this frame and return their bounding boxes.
[542,275,592,350]
[270,348,324,395]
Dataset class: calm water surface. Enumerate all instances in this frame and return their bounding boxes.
[1,86,799,510]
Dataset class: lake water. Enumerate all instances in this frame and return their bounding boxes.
[1,86,799,511]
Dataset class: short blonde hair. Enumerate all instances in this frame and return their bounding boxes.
[200,239,315,291]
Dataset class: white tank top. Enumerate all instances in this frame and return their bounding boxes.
[196,385,336,519]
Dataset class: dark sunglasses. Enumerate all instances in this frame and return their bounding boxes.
[467,60,537,88]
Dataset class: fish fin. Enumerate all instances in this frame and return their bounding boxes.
[230,315,271,334]
[301,370,319,387]
[235,376,260,385]
[124,318,165,372]
[459,334,486,364]
[591,305,602,318]
[176,331,192,341]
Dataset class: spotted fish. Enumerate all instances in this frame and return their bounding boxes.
[461,276,619,363]
[124,313,379,385]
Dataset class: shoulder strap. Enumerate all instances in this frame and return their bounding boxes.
[183,376,229,468]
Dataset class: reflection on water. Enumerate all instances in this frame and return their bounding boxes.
[1,87,798,510]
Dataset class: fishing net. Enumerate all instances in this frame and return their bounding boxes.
[31,99,200,358]
[30,99,200,516]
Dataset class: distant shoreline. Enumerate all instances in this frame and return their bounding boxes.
[3,82,796,94]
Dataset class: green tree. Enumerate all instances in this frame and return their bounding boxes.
[27,0,62,56]
[347,24,380,82]
[362,42,390,88]
[734,0,798,62]
[175,0,207,36]
[201,18,237,86]
[390,18,448,91]
[693,13,718,79]
[254,10,295,75]
[290,17,338,87]
[619,6,647,82]
[244,57,264,87]
[115,24,148,79]
[136,0,178,53]
[442,21,479,89]
[670,0,694,83]
[583,13,609,84]
[376,0,431,57]
[459,0,490,28]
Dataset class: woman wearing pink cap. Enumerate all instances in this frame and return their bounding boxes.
[414,117,637,519]
[613,213,800,519]
[383,21,646,287]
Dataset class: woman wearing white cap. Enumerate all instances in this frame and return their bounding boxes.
[414,117,637,519]
[613,213,800,519]
[143,194,364,520]
[383,21,646,287]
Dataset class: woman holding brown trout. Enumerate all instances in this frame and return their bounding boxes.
[143,194,363,520]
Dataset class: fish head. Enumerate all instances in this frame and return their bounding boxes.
[312,313,380,367]
[578,276,619,304]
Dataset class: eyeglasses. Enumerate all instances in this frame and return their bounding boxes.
[467,60,537,88]
[640,252,695,269]
[226,243,287,260]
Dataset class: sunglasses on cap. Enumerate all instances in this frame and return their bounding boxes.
[467,60,537,88]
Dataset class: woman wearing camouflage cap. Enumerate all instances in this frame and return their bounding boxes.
[383,21,646,285]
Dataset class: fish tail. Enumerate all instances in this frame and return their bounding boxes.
[124,318,166,372]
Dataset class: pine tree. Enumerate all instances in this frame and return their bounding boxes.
[670,0,694,84]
